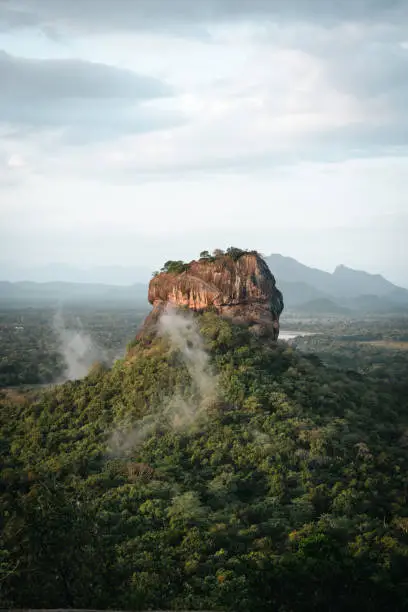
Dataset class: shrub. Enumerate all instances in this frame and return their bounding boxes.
[160,260,190,274]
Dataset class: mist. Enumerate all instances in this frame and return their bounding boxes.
[53,310,108,381]
[109,305,218,456]
[159,305,218,424]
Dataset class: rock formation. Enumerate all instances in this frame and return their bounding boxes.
[138,250,284,340]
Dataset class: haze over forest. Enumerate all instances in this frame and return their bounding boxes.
[1,0,407,286]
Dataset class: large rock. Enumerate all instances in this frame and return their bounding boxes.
[140,251,284,339]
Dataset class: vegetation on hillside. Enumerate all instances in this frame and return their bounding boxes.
[1,310,408,610]
[0,306,146,387]
[153,248,262,277]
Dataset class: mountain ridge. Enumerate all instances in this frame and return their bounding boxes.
[265,254,408,311]
[1,256,407,291]
[1,255,407,314]
[266,254,406,297]
[0,279,148,305]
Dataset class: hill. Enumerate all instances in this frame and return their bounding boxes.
[277,280,331,307]
[332,264,400,296]
[2,254,408,316]
[295,297,352,315]
[2,254,408,610]
[0,262,152,284]
[266,254,408,313]
[345,294,408,314]
[0,280,148,306]
[266,254,407,298]
[265,254,334,294]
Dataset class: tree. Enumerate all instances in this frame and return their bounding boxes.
[199,251,211,260]
[160,260,189,274]
[226,247,246,261]
[2,307,408,611]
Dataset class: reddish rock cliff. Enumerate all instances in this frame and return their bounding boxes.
[140,251,283,339]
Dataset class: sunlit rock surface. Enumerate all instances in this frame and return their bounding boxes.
[140,252,283,340]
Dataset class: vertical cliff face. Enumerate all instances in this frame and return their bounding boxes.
[141,251,283,338]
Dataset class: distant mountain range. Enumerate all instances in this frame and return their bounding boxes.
[0,280,148,307]
[265,254,408,314]
[0,254,407,315]
[0,263,152,285]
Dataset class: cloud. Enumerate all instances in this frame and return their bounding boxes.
[0,0,406,291]
[283,22,408,131]
[34,15,405,173]
[6,153,25,168]
[0,0,407,217]
[1,0,407,161]
[333,45,408,99]
[2,0,406,35]
[0,3,39,31]
[53,37,403,181]
[0,146,28,186]
[0,51,181,141]
[0,50,170,99]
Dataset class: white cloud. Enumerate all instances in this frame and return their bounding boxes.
[0,0,407,284]
[6,154,25,168]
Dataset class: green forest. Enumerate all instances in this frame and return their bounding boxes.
[1,306,408,610]
[0,305,146,386]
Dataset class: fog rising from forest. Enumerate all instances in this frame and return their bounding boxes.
[110,306,218,456]
[159,305,218,426]
[52,311,108,381]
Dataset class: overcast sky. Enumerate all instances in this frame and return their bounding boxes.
[1,0,407,285]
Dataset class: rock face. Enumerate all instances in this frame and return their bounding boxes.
[139,252,284,340]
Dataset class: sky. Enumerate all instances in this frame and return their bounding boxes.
[0,0,407,286]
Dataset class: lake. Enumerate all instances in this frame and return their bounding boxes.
[279,330,317,341]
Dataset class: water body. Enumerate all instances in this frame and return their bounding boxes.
[279,330,317,341]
